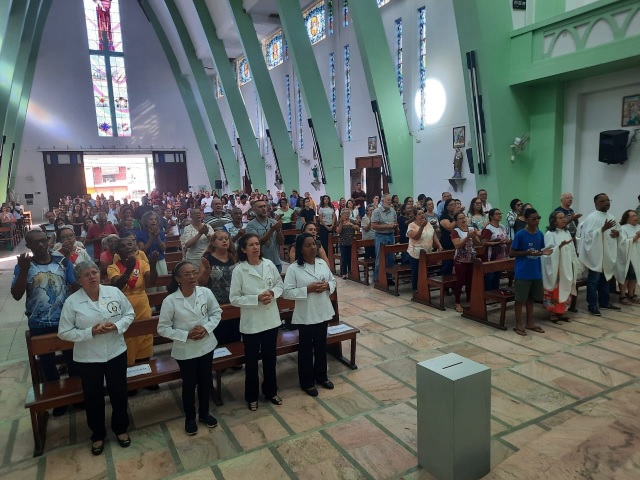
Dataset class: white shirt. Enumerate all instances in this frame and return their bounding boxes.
[157,286,221,360]
[229,259,284,334]
[201,197,213,213]
[283,259,336,325]
[577,210,619,279]
[58,285,135,363]
[180,223,214,266]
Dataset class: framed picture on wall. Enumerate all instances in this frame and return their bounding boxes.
[622,94,640,126]
[368,136,377,154]
[453,126,465,148]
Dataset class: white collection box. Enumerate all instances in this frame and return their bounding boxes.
[416,353,491,480]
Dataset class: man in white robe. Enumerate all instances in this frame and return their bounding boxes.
[577,193,621,316]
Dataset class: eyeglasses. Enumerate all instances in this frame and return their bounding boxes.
[179,271,198,277]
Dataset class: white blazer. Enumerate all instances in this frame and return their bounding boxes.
[229,259,284,334]
[283,259,336,325]
[157,286,222,360]
[58,285,135,363]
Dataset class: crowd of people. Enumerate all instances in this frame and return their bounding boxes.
[10,185,640,454]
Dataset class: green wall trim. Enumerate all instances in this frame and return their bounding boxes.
[534,0,566,23]
[143,0,226,190]
[0,0,14,52]
[2,0,43,198]
[165,0,245,190]
[226,0,299,192]
[0,0,29,143]
[511,0,640,85]
[348,0,413,199]
[275,0,343,199]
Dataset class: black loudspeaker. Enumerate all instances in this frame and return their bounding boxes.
[598,130,629,165]
[466,148,475,174]
[214,180,223,189]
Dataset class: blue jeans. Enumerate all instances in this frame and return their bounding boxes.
[340,245,352,275]
[374,233,395,282]
[587,269,610,309]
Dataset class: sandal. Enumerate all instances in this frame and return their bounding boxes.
[631,295,640,305]
[247,401,258,411]
[620,296,632,305]
[455,304,463,313]
[526,326,545,333]
[513,328,527,336]
[268,395,283,406]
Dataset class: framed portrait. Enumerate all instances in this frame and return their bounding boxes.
[368,136,377,154]
[453,126,465,148]
[622,94,640,126]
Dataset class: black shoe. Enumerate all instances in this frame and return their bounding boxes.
[600,304,622,311]
[91,441,104,456]
[52,406,67,417]
[117,434,131,448]
[567,306,578,313]
[304,387,319,397]
[199,415,218,428]
[127,389,138,397]
[185,419,198,436]
[144,384,160,391]
[317,380,335,390]
[588,308,602,316]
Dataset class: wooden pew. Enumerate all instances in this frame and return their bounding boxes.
[281,228,300,261]
[24,290,359,456]
[326,235,341,274]
[462,258,515,330]
[374,243,411,296]
[349,238,375,285]
[165,238,182,250]
[412,247,485,310]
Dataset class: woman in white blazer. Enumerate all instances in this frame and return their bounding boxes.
[158,261,222,436]
[284,233,337,396]
[58,261,135,456]
[229,233,284,411]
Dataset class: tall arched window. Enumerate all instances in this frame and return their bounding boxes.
[82,0,131,137]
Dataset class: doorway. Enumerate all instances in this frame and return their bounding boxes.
[350,156,388,203]
[84,154,155,202]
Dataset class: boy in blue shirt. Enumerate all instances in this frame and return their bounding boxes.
[510,208,552,336]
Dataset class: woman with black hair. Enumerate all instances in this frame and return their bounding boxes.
[229,233,284,411]
[158,261,222,435]
[283,233,337,397]
[507,199,522,239]
[439,198,459,276]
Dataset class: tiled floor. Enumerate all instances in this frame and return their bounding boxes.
[1,240,639,479]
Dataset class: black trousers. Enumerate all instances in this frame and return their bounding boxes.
[176,351,213,421]
[76,351,129,442]
[340,245,352,274]
[30,325,77,381]
[242,326,279,402]
[297,321,329,389]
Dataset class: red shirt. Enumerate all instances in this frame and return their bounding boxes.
[86,223,118,259]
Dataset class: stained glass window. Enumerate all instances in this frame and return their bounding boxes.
[215,75,224,99]
[237,56,251,85]
[418,6,426,130]
[265,30,284,70]
[396,18,403,96]
[297,80,304,149]
[83,0,131,137]
[328,0,334,35]
[329,53,336,123]
[378,0,391,7]
[344,45,351,141]
[343,0,349,27]
[303,1,326,45]
[285,75,292,144]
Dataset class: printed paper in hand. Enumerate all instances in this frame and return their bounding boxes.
[213,347,232,359]
[327,324,351,335]
[127,364,151,378]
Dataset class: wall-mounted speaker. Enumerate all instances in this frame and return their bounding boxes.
[214,180,223,189]
[598,130,629,165]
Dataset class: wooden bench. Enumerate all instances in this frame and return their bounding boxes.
[349,238,375,285]
[24,291,359,456]
[412,249,457,310]
[375,243,412,296]
[165,238,182,250]
[411,247,486,310]
[326,235,341,274]
[281,228,300,261]
[462,258,515,330]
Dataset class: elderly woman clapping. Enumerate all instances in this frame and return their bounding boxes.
[58,261,135,455]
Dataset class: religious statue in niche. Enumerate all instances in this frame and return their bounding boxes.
[453,148,464,178]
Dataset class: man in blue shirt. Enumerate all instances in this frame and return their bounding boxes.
[12,230,77,415]
[510,208,552,336]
